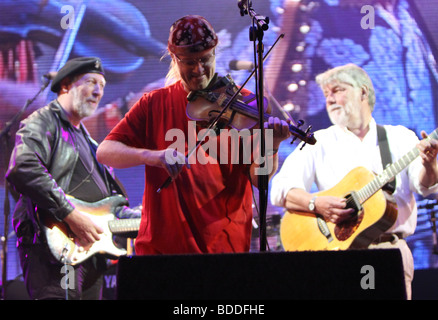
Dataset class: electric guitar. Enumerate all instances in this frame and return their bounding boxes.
[280,128,438,252]
[41,195,141,265]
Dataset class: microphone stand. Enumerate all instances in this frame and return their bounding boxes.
[46,0,88,103]
[0,77,51,299]
[239,0,270,252]
[431,209,438,255]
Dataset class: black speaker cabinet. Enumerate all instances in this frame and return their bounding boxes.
[116,249,406,300]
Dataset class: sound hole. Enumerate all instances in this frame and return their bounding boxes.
[334,193,363,241]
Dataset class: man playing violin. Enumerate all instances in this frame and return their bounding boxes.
[97,15,291,254]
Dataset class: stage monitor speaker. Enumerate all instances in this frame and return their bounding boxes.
[116,249,406,300]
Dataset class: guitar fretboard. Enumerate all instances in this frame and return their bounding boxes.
[357,128,438,203]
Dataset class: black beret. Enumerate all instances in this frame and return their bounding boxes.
[51,57,105,93]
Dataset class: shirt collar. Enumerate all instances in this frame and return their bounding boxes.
[334,118,377,144]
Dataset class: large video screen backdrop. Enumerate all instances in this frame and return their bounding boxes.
[1,0,438,282]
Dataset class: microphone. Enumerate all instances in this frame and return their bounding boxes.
[229,60,254,71]
[42,71,57,80]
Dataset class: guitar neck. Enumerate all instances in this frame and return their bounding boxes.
[109,218,141,234]
[357,128,438,203]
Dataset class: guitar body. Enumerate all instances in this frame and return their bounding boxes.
[280,167,398,251]
[41,195,132,265]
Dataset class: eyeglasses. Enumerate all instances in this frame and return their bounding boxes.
[173,52,215,67]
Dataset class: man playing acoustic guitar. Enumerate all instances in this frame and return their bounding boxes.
[271,63,438,300]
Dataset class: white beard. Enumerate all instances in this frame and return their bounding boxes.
[327,100,361,129]
[71,86,98,118]
[328,104,349,127]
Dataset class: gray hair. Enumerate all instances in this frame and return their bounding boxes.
[316,63,376,111]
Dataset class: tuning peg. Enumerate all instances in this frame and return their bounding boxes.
[288,121,300,144]
[302,126,313,149]
[300,126,313,150]
[290,120,303,144]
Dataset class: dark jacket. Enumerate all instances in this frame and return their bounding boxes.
[6,100,125,244]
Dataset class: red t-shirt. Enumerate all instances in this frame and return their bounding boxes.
[105,81,254,254]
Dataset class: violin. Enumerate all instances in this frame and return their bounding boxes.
[186,75,316,145]
[157,75,316,193]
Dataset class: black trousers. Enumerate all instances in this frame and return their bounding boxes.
[18,243,107,300]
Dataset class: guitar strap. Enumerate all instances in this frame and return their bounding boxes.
[376,124,396,194]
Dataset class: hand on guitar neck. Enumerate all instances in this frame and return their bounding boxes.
[63,208,104,250]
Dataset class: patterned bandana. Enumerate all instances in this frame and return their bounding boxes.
[167,15,218,54]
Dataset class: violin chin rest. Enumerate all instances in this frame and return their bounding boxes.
[187,91,198,101]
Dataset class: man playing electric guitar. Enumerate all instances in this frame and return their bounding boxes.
[6,57,139,300]
[270,64,438,300]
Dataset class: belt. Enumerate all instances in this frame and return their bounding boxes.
[372,233,404,245]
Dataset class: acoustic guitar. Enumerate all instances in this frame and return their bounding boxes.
[280,128,438,251]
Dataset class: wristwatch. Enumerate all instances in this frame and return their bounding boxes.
[308,196,317,212]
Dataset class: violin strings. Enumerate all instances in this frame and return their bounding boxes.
[218,94,269,121]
